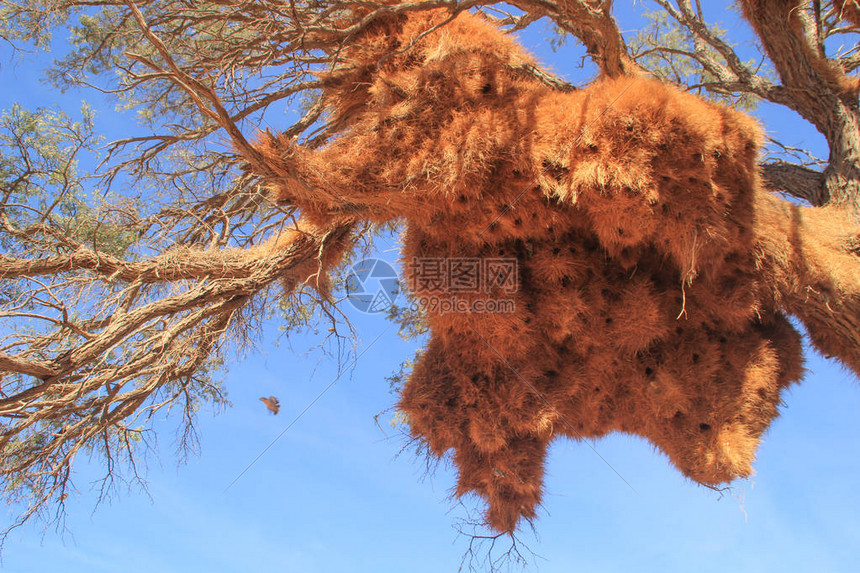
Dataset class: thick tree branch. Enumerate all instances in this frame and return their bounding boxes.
[515,0,642,77]
[0,242,303,284]
[739,1,860,216]
[0,353,58,379]
[761,160,828,205]
[741,0,859,125]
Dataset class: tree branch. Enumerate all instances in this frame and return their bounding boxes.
[760,160,828,205]
[515,0,642,77]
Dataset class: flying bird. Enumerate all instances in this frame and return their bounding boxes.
[259,396,280,415]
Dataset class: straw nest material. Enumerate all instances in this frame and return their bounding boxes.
[254,9,860,532]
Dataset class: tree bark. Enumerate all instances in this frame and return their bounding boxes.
[823,103,860,214]
[741,0,860,216]
[761,161,827,206]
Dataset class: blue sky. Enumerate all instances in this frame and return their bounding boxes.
[2,3,859,572]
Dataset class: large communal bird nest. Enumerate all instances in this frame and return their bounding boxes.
[253,8,860,532]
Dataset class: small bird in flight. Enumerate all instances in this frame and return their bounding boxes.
[259,396,280,415]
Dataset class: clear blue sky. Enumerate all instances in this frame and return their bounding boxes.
[2,3,859,572]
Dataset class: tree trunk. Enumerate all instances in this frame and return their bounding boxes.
[824,101,860,216]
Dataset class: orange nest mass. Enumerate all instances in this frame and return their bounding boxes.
[255,10,860,532]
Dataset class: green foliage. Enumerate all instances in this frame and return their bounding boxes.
[0,103,95,205]
[0,0,76,48]
[386,299,429,340]
[382,353,419,429]
[628,8,765,111]
[0,103,136,257]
